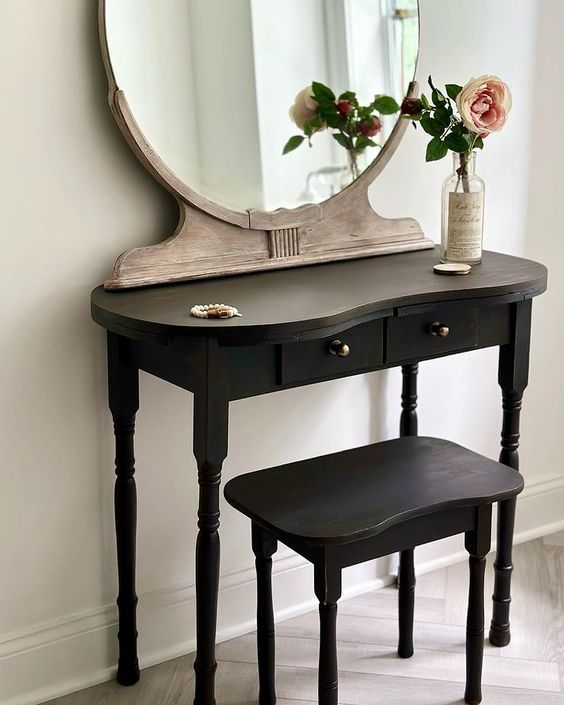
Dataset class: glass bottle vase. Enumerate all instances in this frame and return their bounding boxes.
[441,151,485,264]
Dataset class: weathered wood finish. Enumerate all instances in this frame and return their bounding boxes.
[225,437,523,705]
[98,0,433,289]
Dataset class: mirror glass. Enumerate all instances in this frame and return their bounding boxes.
[105,0,419,212]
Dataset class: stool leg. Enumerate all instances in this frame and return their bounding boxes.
[464,506,492,705]
[252,523,278,705]
[398,363,418,659]
[315,561,342,705]
[398,548,415,658]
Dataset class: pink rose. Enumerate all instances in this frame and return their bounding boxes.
[289,86,324,131]
[337,100,354,116]
[359,116,382,137]
[456,76,512,137]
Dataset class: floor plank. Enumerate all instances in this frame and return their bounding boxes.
[44,532,564,705]
[217,632,560,692]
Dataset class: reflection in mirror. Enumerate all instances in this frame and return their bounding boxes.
[105,0,418,212]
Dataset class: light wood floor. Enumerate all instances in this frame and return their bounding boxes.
[46,532,564,705]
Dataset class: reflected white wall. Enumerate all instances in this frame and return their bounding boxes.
[105,0,202,191]
[106,0,409,212]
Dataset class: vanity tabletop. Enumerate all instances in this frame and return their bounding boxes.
[91,247,547,345]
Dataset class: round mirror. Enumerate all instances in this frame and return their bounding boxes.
[103,0,419,213]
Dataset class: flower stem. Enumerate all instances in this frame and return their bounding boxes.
[456,150,471,193]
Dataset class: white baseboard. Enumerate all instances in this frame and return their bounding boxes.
[2,473,563,705]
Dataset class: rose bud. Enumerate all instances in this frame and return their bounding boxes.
[337,100,354,116]
[359,116,382,137]
[401,97,424,116]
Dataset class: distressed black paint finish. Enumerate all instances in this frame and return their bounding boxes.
[108,333,140,686]
[93,250,546,704]
[226,437,521,705]
[91,249,546,345]
[400,363,419,437]
[192,339,229,705]
[314,562,342,705]
[398,363,418,658]
[465,505,492,705]
[252,523,278,705]
[490,299,532,647]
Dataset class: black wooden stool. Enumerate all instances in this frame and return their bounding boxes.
[224,437,524,705]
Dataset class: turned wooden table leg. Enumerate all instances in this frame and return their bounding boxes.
[193,340,229,705]
[398,363,418,658]
[490,300,531,647]
[108,333,140,686]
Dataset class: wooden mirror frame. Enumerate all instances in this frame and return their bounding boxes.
[99,0,434,290]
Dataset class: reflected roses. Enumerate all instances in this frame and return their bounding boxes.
[289,86,324,131]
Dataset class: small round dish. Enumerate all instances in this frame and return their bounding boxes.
[433,263,472,276]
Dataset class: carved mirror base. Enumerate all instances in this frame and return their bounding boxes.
[104,198,434,289]
[102,82,434,290]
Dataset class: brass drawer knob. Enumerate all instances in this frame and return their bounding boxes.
[329,340,350,357]
[429,322,450,338]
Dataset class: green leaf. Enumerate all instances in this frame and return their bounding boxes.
[302,115,324,137]
[311,81,335,103]
[473,135,484,150]
[282,135,305,155]
[444,132,470,153]
[332,133,351,149]
[445,84,463,101]
[434,106,451,128]
[338,91,357,103]
[317,103,338,119]
[420,93,431,110]
[372,95,400,114]
[428,76,446,107]
[325,114,345,129]
[432,89,445,107]
[425,137,448,162]
[355,135,377,150]
[420,117,444,138]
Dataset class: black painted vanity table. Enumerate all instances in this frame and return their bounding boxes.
[91,246,546,705]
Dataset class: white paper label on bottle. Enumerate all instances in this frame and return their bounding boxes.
[447,192,484,261]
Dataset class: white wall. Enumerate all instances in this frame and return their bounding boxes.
[0,2,562,704]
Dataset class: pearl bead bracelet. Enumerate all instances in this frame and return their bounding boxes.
[190,303,242,319]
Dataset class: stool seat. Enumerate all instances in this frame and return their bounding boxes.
[224,436,523,546]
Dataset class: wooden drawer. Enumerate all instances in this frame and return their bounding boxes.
[386,305,478,363]
[280,320,384,385]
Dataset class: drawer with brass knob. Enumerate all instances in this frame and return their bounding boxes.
[279,320,383,385]
[386,305,479,364]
